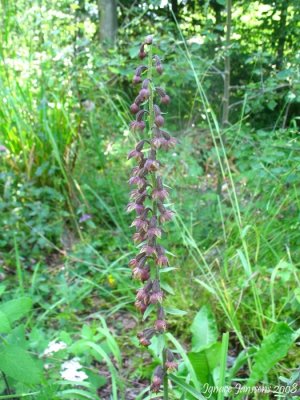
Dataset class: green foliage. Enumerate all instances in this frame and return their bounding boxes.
[190,305,218,352]
[246,323,298,387]
[0,296,43,389]
[0,0,299,398]
[0,170,67,258]
[0,343,43,385]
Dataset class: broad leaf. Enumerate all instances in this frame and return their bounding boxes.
[191,305,218,352]
[247,323,297,387]
[0,297,32,324]
[0,311,11,334]
[165,307,187,316]
[188,343,221,385]
[0,343,43,385]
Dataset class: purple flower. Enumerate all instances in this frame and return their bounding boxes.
[132,265,150,281]
[152,187,169,201]
[154,56,163,75]
[156,87,170,105]
[154,319,167,332]
[126,202,145,214]
[156,245,169,266]
[128,176,146,187]
[149,279,164,304]
[136,280,152,301]
[79,214,92,223]
[139,43,147,59]
[141,242,157,256]
[127,35,178,394]
[130,120,145,132]
[165,349,178,372]
[130,103,140,114]
[137,328,155,346]
[150,366,164,393]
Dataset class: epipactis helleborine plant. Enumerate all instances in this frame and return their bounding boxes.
[127,35,178,395]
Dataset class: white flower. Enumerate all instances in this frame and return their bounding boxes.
[43,340,67,356]
[81,99,95,111]
[60,358,88,382]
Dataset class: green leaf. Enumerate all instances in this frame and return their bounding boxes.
[166,333,201,391]
[165,307,187,316]
[58,389,96,399]
[149,334,165,359]
[267,100,277,111]
[0,297,32,324]
[160,281,175,295]
[143,303,155,320]
[227,348,256,382]
[188,343,221,385]
[0,343,43,385]
[247,323,296,387]
[0,284,6,296]
[0,311,11,333]
[129,46,139,59]
[169,374,206,399]
[190,305,218,352]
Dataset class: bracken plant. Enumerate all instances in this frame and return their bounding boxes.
[127,35,178,397]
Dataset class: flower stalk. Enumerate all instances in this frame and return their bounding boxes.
[127,36,178,396]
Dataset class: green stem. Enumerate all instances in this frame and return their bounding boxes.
[163,348,169,400]
[1,371,11,395]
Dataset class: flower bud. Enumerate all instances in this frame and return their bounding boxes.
[135,300,148,313]
[154,105,164,127]
[141,241,157,256]
[130,120,146,132]
[126,202,145,214]
[128,176,146,187]
[142,79,150,89]
[156,245,169,266]
[130,103,140,114]
[157,203,174,224]
[132,265,150,281]
[133,231,146,243]
[137,328,155,346]
[155,115,164,127]
[133,75,142,84]
[156,63,163,74]
[127,148,143,160]
[161,95,170,104]
[151,366,164,393]
[136,280,152,301]
[165,349,178,372]
[149,279,164,304]
[146,217,162,240]
[129,253,145,268]
[156,87,170,105]
[152,177,169,201]
[139,44,147,59]
[139,88,150,100]
[154,319,167,332]
[131,216,149,231]
[154,56,163,75]
[144,150,160,171]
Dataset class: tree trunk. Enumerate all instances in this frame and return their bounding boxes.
[276,0,289,69]
[217,0,232,198]
[221,0,232,129]
[98,0,118,44]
